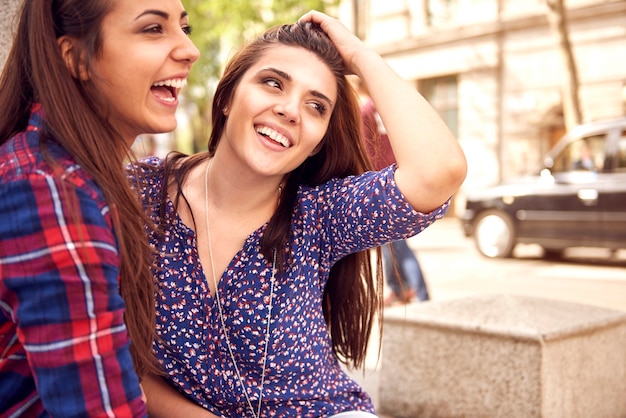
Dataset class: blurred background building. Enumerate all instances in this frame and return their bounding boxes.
[0,0,19,66]
[2,0,625,218]
[337,0,626,215]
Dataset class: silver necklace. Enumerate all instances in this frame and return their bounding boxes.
[203,158,275,418]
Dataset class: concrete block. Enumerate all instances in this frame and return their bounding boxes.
[379,294,626,418]
[0,0,20,70]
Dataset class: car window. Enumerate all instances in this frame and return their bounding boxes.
[552,134,606,173]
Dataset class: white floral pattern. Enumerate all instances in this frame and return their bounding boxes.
[135,158,448,417]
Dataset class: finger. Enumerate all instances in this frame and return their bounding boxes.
[298,10,329,25]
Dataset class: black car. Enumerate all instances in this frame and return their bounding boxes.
[461,117,626,258]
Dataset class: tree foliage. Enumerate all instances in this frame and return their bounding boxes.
[179,0,339,152]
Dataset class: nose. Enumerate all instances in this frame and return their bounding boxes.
[173,32,200,65]
[274,98,300,125]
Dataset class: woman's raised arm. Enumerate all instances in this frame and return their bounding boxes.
[300,11,467,213]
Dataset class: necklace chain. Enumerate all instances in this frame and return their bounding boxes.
[204,158,275,418]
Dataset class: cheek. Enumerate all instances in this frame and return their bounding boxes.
[313,121,331,148]
[304,130,326,156]
[302,122,325,144]
[309,139,324,156]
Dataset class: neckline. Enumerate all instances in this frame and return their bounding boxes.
[204,158,275,418]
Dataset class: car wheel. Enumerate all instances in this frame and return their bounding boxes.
[473,210,516,258]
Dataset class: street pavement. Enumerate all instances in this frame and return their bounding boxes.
[410,216,626,313]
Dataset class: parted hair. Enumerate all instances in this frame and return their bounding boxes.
[0,0,158,376]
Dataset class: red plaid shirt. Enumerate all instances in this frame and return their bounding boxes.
[0,105,147,417]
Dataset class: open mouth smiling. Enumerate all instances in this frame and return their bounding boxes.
[151,78,187,103]
[256,126,292,148]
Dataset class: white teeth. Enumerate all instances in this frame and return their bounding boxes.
[256,126,291,148]
[152,78,187,89]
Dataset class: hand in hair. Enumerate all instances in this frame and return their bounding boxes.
[299,11,467,213]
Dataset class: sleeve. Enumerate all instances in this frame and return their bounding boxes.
[0,175,147,417]
[320,166,449,264]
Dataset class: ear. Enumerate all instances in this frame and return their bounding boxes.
[57,35,89,80]
[222,100,232,116]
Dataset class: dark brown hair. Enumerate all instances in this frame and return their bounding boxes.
[0,0,158,376]
[164,21,383,368]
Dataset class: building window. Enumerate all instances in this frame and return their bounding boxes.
[427,0,495,27]
[420,75,459,137]
[427,0,457,26]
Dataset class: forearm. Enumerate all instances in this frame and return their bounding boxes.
[353,49,467,212]
[142,373,220,418]
[301,10,467,212]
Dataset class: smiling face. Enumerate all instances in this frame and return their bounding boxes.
[89,0,199,143]
[219,45,337,178]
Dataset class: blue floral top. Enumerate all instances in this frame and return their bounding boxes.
[136,158,448,417]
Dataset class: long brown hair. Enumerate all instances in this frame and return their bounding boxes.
[0,0,158,376]
[165,22,383,368]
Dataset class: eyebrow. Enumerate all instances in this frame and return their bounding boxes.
[135,10,189,21]
[264,67,335,109]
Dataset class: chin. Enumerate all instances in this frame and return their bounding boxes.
[153,122,177,135]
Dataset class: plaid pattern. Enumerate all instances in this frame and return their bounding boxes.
[0,105,146,417]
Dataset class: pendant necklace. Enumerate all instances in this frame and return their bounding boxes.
[204,158,275,418]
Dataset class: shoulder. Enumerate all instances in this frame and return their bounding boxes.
[0,127,46,181]
[299,166,428,217]
[130,156,164,177]
[296,171,385,209]
[0,130,106,203]
[127,156,165,206]
[0,104,57,179]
